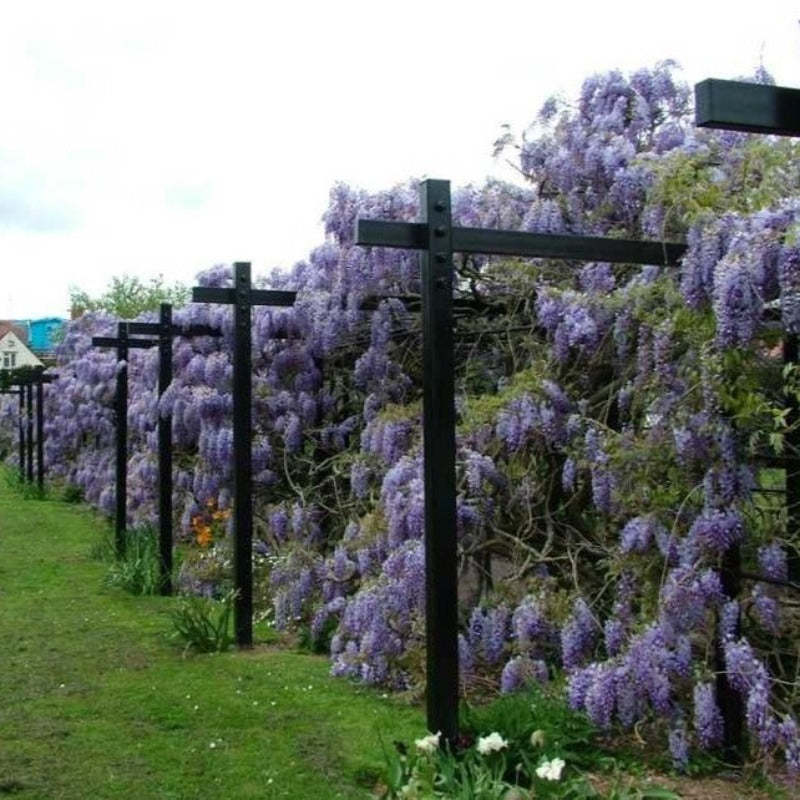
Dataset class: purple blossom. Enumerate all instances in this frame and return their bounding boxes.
[458,634,474,680]
[620,514,667,554]
[668,720,689,771]
[750,585,780,633]
[779,717,800,773]
[561,598,597,670]
[482,606,510,665]
[500,655,548,693]
[780,244,800,333]
[584,664,617,729]
[686,509,743,555]
[561,458,577,492]
[693,681,723,748]
[511,596,550,646]
[724,637,769,695]
[659,566,723,633]
[604,619,626,657]
[758,542,788,582]
[719,600,740,641]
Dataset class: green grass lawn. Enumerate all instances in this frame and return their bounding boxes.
[0,475,424,799]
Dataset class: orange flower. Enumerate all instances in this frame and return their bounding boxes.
[195,525,214,548]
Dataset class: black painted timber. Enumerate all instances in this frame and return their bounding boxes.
[356,220,687,266]
[192,287,296,307]
[190,265,296,648]
[115,324,129,558]
[36,380,44,489]
[695,79,800,137]
[121,309,220,595]
[420,180,459,743]
[26,383,33,483]
[92,324,156,557]
[158,304,173,594]
[18,389,24,482]
[234,264,254,647]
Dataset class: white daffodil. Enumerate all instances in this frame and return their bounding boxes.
[476,731,509,755]
[535,756,566,781]
[414,730,441,754]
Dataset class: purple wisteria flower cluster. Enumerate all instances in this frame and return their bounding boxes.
[5,61,800,773]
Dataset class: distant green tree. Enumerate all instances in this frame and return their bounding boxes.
[69,274,190,319]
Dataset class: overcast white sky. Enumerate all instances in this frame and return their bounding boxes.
[2,1,799,319]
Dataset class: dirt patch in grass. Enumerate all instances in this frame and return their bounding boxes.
[588,768,795,799]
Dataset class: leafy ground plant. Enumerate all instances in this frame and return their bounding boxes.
[380,729,682,799]
[104,524,161,595]
[170,588,237,653]
[460,683,599,772]
[380,686,685,799]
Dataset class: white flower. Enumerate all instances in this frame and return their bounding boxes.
[476,731,508,755]
[535,756,566,781]
[414,730,441,754]
[530,729,546,747]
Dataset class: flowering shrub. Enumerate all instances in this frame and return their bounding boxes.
[6,61,800,774]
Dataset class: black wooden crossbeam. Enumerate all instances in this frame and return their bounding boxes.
[127,322,222,338]
[192,287,296,307]
[92,324,157,557]
[125,309,222,595]
[695,79,800,137]
[355,178,687,743]
[357,220,687,266]
[191,264,297,648]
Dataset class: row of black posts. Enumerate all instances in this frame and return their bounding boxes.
[0,367,56,491]
[37,74,800,759]
[90,268,295,642]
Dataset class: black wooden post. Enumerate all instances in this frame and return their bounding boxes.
[129,307,176,594]
[36,378,44,490]
[192,263,296,647]
[158,304,173,594]
[116,324,129,555]
[356,178,685,741]
[25,382,33,483]
[420,180,459,740]
[127,306,221,596]
[716,545,744,763]
[18,387,24,482]
[92,324,157,558]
